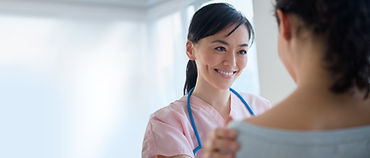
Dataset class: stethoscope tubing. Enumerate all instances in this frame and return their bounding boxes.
[187,87,255,155]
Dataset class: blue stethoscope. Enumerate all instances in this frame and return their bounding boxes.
[187,87,255,155]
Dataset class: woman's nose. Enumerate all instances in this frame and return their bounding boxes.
[223,51,237,66]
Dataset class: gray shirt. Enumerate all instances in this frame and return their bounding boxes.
[228,121,370,158]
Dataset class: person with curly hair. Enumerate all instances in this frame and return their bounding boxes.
[203,0,370,157]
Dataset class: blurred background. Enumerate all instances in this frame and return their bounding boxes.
[0,0,295,157]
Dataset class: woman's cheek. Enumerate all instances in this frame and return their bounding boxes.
[238,56,248,70]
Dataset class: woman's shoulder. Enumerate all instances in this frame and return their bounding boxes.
[229,121,370,148]
[228,121,370,157]
[150,95,189,122]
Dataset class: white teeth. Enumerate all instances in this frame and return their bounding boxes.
[219,70,234,76]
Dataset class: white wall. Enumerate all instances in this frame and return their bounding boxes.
[252,0,296,104]
[0,1,149,158]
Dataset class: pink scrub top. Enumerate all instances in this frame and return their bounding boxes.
[142,92,272,158]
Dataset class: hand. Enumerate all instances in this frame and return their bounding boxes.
[202,128,239,158]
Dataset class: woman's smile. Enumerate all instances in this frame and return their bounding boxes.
[214,69,237,79]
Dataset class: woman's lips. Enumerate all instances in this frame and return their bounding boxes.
[215,69,237,79]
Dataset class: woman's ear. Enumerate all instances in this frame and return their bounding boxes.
[276,10,292,41]
[186,40,196,60]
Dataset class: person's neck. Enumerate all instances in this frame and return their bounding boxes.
[293,47,368,107]
[192,82,231,119]
[294,79,369,108]
[286,72,370,130]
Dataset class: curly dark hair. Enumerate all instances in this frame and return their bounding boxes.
[274,0,370,98]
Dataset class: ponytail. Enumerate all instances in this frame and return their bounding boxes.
[183,60,197,95]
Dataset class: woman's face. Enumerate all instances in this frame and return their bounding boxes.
[189,24,250,90]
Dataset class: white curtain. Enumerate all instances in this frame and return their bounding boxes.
[0,0,258,158]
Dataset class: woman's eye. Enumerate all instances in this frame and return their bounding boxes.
[215,47,226,52]
[238,50,247,55]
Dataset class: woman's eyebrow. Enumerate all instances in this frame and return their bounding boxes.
[211,40,248,47]
[239,43,248,47]
[211,40,229,45]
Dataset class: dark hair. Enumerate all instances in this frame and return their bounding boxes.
[183,3,255,95]
[274,0,370,98]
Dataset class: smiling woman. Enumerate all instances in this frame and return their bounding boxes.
[142,3,271,158]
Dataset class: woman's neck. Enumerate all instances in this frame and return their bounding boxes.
[294,51,347,105]
[293,41,338,100]
[289,47,370,122]
[192,82,231,119]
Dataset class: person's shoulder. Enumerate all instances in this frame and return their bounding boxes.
[147,95,192,131]
[238,92,272,114]
[150,95,189,121]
